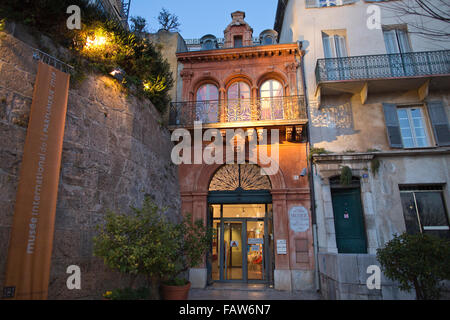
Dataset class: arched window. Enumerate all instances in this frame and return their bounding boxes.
[196,84,219,123]
[227,82,251,122]
[263,35,274,45]
[260,80,283,120]
[209,164,271,191]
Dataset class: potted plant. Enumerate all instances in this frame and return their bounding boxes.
[93,196,211,300]
[93,196,179,299]
[159,213,212,300]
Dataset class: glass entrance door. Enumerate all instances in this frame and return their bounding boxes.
[210,204,272,283]
[247,220,265,280]
[223,221,243,280]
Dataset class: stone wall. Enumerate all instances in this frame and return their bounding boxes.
[0,25,181,299]
[318,253,415,300]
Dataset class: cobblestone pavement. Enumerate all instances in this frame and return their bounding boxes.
[188,283,322,300]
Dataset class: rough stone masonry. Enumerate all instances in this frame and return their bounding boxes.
[0,25,181,299]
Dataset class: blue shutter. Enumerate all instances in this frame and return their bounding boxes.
[382,103,403,148]
[427,100,450,146]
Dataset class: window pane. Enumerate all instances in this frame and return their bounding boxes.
[400,192,421,234]
[238,83,250,99]
[415,191,450,239]
[227,83,239,99]
[322,34,333,58]
[415,192,449,227]
[234,36,242,48]
[196,84,219,123]
[197,84,218,101]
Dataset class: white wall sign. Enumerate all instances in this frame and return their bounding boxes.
[248,238,263,245]
[289,206,309,233]
[276,239,287,255]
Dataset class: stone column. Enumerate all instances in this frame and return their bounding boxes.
[188,191,208,288]
[271,189,292,291]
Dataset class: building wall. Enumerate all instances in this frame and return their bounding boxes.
[278,0,450,100]
[0,24,181,299]
[276,0,450,299]
[178,142,315,291]
[172,12,314,291]
[146,30,187,122]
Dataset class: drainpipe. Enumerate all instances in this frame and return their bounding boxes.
[297,40,321,292]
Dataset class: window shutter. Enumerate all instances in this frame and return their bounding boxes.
[397,29,411,53]
[305,0,318,8]
[383,30,399,54]
[426,100,450,146]
[322,34,333,58]
[382,103,403,148]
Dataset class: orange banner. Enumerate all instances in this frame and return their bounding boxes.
[3,61,70,299]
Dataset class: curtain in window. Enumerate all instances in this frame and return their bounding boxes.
[196,84,219,123]
[227,82,251,121]
[260,80,283,120]
[383,28,413,76]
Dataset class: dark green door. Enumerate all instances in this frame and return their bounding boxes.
[331,188,367,253]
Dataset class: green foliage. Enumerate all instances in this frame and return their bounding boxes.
[93,196,212,289]
[370,158,380,176]
[157,8,180,32]
[130,16,148,34]
[93,197,175,278]
[339,166,352,185]
[163,278,189,286]
[376,233,450,300]
[308,147,330,161]
[103,287,150,300]
[0,0,173,113]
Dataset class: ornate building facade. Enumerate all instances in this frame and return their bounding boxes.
[169,11,315,290]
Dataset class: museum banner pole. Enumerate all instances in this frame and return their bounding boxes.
[3,56,70,300]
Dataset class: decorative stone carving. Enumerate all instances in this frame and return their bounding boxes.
[180,70,194,80]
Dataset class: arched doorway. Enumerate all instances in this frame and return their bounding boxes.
[207,163,274,284]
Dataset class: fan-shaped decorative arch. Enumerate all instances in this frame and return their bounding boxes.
[209,164,272,191]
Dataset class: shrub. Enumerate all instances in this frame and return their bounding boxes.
[103,287,150,300]
[0,0,174,114]
[339,166,352,185]
[376,232,450,300]
[93,196,211,299]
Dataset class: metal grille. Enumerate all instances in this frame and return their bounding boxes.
[315,50,450,82]
[169,95,306,126]
[209,164,272,191]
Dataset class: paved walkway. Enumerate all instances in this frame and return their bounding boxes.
[188,283,322,300]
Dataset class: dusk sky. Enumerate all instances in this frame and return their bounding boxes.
[129,0,279,39]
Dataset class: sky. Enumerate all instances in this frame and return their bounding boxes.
[128,0,279,39]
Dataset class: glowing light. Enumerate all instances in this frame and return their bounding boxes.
[85,35,107,49]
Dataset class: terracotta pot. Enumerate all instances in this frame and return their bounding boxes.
[160,281,191,300]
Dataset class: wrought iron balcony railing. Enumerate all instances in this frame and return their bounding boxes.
[169,96,306,127]
[315,50,450,83]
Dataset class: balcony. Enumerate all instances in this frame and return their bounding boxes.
[314,50,450,103]
[168,95,307,129]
